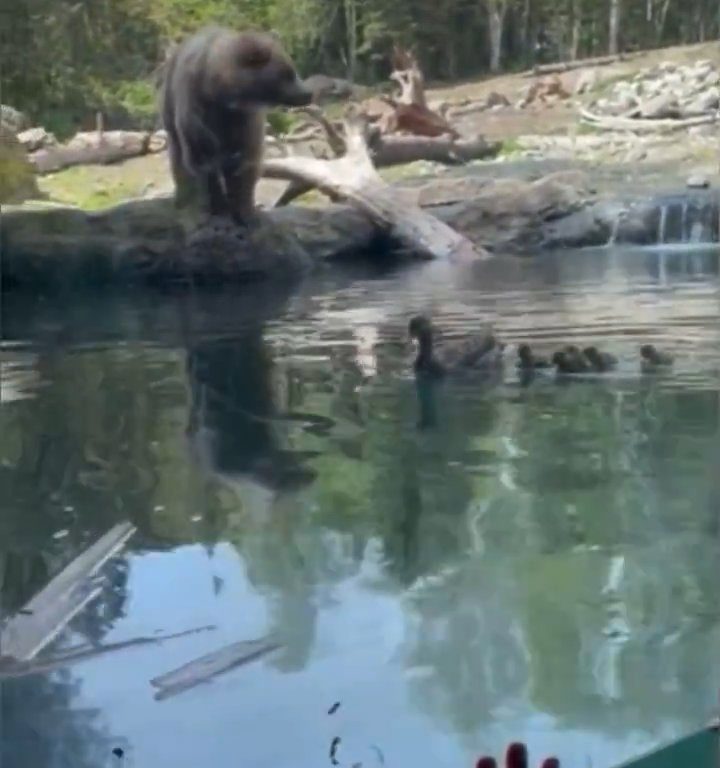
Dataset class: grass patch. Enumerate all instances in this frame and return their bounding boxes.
[38,153,170,210]
[576,121,601,135]
[499,137,524,156]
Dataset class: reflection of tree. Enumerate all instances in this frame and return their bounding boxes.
[504,378,720,733]
[1,670,119,768]
[404,559,530,734]
[0,343,188,767]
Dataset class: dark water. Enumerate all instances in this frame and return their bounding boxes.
[1,246,720,768]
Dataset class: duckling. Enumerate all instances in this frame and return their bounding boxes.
[640,344,673,372]
[565,345,592,371]
[583,346,617,372]
[517,344,552,370]
[552,349,588,374]
[408,314,504,379]
[553,345,591,373]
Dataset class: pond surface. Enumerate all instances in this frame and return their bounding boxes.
[2,246,720,768]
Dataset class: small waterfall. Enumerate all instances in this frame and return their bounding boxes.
[654,194,719,246]
[680,200,689,242]
[657,204,668,244]
[607,215,621,247]
[604,191,719,249]
[690,221,704,243]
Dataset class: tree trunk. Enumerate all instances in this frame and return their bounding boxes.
[570,0,583,60]
[521,0,531,63]
[487,3,505,72]
[653,0,672,44]
[344,0,358,82]
[608,0,621,54]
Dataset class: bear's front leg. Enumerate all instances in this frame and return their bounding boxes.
[223,155,262,226]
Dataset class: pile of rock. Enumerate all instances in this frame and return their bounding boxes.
[590,59,720,119]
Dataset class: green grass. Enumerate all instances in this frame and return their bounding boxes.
[576,121,601,135]
[498,137,525,156]
[38,153,170,210]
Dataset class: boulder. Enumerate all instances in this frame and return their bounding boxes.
[681,86,720,116]
[687,174,710,189]
[639,93,681,119]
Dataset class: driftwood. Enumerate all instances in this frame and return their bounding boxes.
[380,99,459,138]
[580,108,719,132]
[390,44,427,108]
[272,127,497,207]
[0,625,215,679]
[528,52,633,76]
[150,637,281,700]
[264,111,488,263]
[0,522,136,661]
[29,130,166,174]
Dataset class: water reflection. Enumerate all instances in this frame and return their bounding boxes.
[1,247,719,768]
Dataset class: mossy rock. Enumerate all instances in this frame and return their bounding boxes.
[0,124,40,204]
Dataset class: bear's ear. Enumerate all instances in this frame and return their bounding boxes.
[238,36,273,69]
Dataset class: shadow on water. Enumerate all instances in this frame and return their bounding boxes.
[1,246,720,767]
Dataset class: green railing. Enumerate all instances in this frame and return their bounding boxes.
[615,726,718,768]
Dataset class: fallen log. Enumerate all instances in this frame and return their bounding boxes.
[29,130,160,174]
[528,52,633,76]
[272,113,498,207]
[579,108,718,132]
[151,636,282,701]
[0,522,137,661]
[264,113,486,263]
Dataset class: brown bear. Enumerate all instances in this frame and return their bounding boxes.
[161,26,312,223]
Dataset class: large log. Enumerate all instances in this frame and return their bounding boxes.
[260,113,486,262]
[527,52,634,76]
[0,522,137,661]
[373,133,498,165]
[29,130,165,174]
[271,108,498,207]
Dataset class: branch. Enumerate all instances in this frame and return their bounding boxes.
[263,114,488,263]
[579,108,719,132]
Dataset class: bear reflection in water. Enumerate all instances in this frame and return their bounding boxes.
[184,333,320,493]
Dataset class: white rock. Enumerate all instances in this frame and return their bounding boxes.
[639,94,680,119]
[682,86,720,116]
[686,174,710,189]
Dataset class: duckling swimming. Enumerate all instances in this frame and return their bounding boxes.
[408,315,504,379]
[552,349,588,374]
[640,344,673,372]
[560,345,591,373]
[517,344,552,370]
[583,346,617,372]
